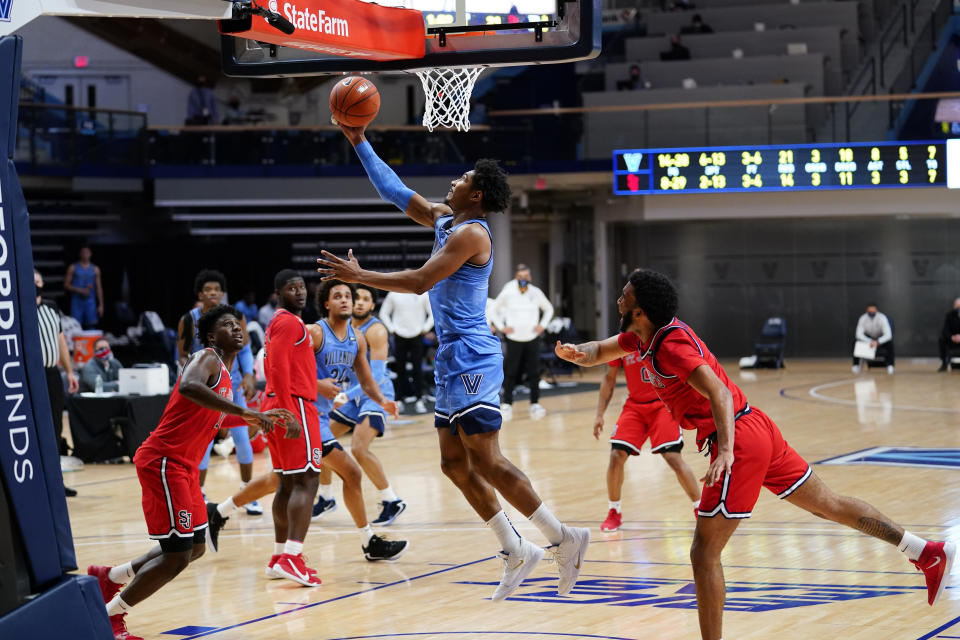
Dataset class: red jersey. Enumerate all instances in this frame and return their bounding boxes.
[618,318,748,445]
[264,308,316,400]
[133,348,232,468]
[608,352,659,404]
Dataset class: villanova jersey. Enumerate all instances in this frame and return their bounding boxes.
[315,319,358,414]
[429,214,501,354]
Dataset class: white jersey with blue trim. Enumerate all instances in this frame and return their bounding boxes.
[428,214,500,353]
[314,319,359,414]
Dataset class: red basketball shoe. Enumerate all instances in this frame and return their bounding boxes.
[87,565,122,603]
[911,540,956,605]
[110,613,143,640]
[273,553,322,587]
[600,509,622,532]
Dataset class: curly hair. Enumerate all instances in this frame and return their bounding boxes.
[471,158,511,213]
[194,269,227,296]
[317,279,355,311]
[628,269,678,328]
[273,269,301,292]
[196,304,240,347]
[353,283,379,305]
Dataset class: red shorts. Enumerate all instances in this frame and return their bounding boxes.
[250,430,268,454]
[136,456,207,540]
[610,400,683,455]
[699,407,811,519]
[263,394,323,474]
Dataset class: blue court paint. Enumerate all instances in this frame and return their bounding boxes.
[816,447,960,470]
[915,615,960,640]
[162,626,220,635]
[454,575,926,611]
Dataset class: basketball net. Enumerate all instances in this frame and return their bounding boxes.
[415,67,483,132]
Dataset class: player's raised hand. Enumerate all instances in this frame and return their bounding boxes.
[555,340,587,363]
[334,119,367,146]
[317,249,362,283]
[592,415,605,440]
[701,448,734,487]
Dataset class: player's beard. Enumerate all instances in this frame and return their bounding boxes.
[619,309,633,333]
[353,309,371,322]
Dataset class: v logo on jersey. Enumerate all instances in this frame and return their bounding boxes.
[0,0,12,22]
[460,373,484,395]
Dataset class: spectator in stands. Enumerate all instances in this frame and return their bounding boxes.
[380,291,433,414]
[617,64,644,91]
[852,303,894,374]
[64,245,103,329]
[688,13,713,33]
[669,0,696,11]
[80,338,122,393]
[35,269,79,497]
[493,264,554,420]
[186,74,218,125]
[222,96,245,125]
[660,35,691,61]
[235,291,259,324]
[259,291,279,326]
[937,297,960,372]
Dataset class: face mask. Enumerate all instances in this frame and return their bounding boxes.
[94,347,112,361]
[517,279,530,289]
[867,312,877,318]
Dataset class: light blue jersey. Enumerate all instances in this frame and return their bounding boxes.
[428,214,503,434]
[331,315,394,434]
[314,319,359,417]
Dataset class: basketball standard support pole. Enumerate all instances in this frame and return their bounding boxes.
[0,35,112,640]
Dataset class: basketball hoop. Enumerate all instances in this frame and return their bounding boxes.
[415,66,483,132]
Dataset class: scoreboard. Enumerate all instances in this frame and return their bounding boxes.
[613,140,960,195]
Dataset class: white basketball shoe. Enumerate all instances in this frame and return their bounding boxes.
[491,538,544,602]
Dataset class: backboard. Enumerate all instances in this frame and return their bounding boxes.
[219,0,601,77]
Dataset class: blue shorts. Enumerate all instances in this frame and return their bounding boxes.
[330,397,386,436]
[433,338,503,436]
[317,413,344,457]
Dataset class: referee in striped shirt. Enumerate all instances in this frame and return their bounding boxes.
[35,269,79,497]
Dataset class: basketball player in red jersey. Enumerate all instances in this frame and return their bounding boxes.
[86,305,297,640]
[594,352,701,532]
[557,269,955,640]
[260,269,326,586]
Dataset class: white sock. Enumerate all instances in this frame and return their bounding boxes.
[380,486,399,502]
[485,510,522,555]
[898,531,927,561]
[274,542,285,556]
[318,483,333,500]
[283,539,303,556]
[359,525,375,545]
[528,503,564,546]
[608,501,622,513]
[105,594,131,617]
[107,563,135,583]
[218,497,238,518]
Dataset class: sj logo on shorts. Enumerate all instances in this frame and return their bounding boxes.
[312,448,322,466]
[178,510,192,530]
[460,373,484,395]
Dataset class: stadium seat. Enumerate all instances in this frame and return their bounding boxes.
[754,316,787,368]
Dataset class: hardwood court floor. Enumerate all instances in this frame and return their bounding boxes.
[65,360,960,640]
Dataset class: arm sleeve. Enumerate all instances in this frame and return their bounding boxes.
[538,288,554,326]
[355,141,416,211]
[877,314,893,344]
[854,315,869,342]
[617,332,640,352]
[421,294,434,333]
[655,335,708,383]
[237,342,254,375]
[379,295,396,334]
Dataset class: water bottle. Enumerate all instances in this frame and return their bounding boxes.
[95,374,103,395]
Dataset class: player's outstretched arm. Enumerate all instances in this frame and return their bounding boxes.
[337,122,450,228]
[317,223,487,295]
[351,332,399,418]
[686,364,735,487]
[555,335,629,367]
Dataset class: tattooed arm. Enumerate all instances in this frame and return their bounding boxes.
[554,335,630,367]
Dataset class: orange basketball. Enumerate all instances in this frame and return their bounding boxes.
[330,76,381,128]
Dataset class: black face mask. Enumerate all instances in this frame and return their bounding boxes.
[867,312,877,318]
[517,279,530,289]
